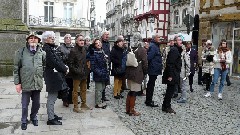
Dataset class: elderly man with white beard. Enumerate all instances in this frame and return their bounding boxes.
[13,33,46,130]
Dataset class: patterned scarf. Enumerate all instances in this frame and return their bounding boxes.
[218,47,230,71]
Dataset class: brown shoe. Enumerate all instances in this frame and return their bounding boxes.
[63,101,69,107]
[129,111,141,116]
[81,103,93,110]
[73,108,84,113]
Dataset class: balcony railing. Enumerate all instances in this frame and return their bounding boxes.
[28,15,86,27]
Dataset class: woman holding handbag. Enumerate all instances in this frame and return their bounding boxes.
[125,41,148,116]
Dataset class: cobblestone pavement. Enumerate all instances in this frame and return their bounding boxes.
[106,75,240,135]
[0,77,134,135]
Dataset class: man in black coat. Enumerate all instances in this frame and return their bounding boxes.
[162,36,183,114]
[42,31,69,125]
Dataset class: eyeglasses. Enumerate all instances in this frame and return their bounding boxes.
[78,39,84,41]
[65,37,71,39]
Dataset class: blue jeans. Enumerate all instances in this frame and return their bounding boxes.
[210,68,228,94]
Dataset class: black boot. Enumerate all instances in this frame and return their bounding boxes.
[102,89,109,101]
[47,119,62,125]
[190,85,193,92]
[226,74,232,86]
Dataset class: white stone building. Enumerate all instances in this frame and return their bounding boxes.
[134,0,170,42]
[168,0,196,41]
[28,0,96,45]
[105,0,122,41]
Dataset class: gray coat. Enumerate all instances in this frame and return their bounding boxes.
[13,44,46,91]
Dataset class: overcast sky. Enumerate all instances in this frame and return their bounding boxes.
[95,0,107,23]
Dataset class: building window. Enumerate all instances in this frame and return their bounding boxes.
[44,2,54,22]
[63,2,73,20]
[174,10,179,24]
[182,8,188,21]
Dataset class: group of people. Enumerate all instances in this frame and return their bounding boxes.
[13,30,232,130]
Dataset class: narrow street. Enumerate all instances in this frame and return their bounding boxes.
[1,75,239,134]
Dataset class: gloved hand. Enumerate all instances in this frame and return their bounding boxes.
[206,55,213,62]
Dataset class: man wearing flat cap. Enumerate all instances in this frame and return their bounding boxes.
[13,33,46,130]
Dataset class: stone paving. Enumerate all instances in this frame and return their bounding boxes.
[1,75,240,135]
[105,75,240,135]
[0,76,134,135]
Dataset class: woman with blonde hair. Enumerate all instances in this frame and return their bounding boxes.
[204,39,232,100]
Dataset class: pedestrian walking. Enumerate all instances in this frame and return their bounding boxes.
[145,34,163,107]
[14,33,46,130]
[204,39,232,100]
[42,31,69,125]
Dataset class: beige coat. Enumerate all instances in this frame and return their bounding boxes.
[202,46,215,74]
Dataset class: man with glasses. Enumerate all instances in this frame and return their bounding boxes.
[57,34,74,107]
[68,34,91,113]
[14,33,46,130]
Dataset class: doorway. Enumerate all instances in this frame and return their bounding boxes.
[231,28,240,76]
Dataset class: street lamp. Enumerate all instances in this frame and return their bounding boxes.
[148,15,155,23]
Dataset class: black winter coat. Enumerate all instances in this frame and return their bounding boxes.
[162,45,182,85]
[110,45,127,77]
[43,43,68,92]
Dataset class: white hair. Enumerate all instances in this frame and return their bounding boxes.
[84,36,91,41]
[133,32,142,42]
[42,31,55,42]
[101,31,109,36]
[64,34,71,39]
[152,33,160,39]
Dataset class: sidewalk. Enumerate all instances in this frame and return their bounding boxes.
[0,77,135,135]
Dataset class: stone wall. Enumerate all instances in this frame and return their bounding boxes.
[0,33,26,76]
[0,0,28,76]
[0,0,23,19]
